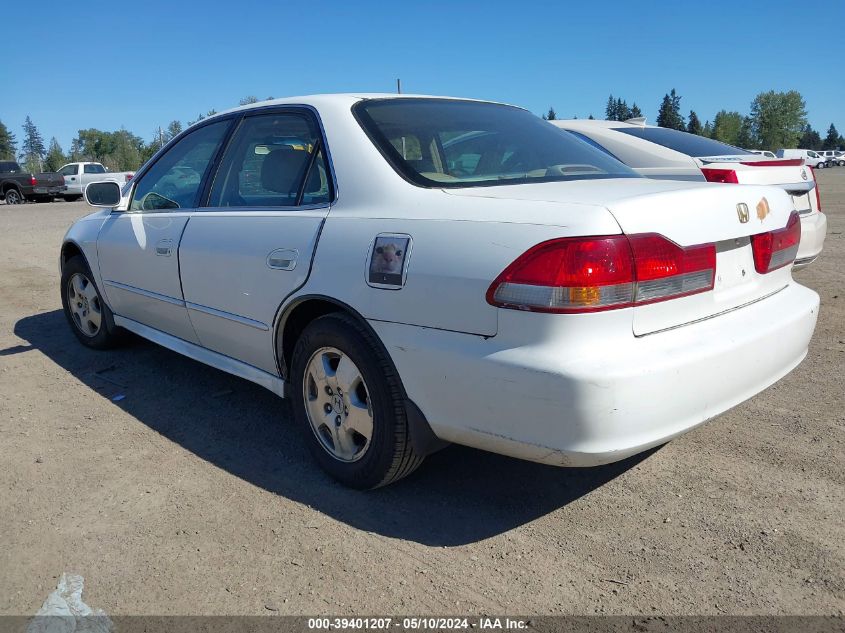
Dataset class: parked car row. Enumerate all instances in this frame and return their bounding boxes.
[62,94,820,489]
[775,148,844,169]
[1,161,133,204]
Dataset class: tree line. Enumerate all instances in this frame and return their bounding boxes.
[1,91,842,174]
[546,89,843,152]
[0,95,273,174]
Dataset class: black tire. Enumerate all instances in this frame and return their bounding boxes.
[60,255,124,350]
[290,312,424,489]
[62,195,83,202]
[4,188,23,204]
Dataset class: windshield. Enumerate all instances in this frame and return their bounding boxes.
[354,99,639,188]
[613,126,754,158]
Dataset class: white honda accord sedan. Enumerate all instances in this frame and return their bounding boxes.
[62,95,819,488]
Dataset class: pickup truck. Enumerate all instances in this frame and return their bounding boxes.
[0,161,66,204]
[57,162,134,201]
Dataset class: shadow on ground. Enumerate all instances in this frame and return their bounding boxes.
[12,310,653,546]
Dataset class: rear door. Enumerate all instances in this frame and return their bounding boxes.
[96,119,233,342]
[178,109,333,374]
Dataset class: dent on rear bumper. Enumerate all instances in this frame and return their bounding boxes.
[371,283,819,467]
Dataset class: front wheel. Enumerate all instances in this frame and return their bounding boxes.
[290,313,424,489]
[60,255,124,349]
[62,195,83,202]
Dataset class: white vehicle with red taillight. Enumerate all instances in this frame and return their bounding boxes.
[552,119,827,268]
[63,95,819,489]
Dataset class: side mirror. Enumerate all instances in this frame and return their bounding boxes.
[84,181,122,207]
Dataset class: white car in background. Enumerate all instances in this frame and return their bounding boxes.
[820,150,844,167]
[58,162,134,202]
[776,149,827,169]
[748,150,776,158]
[62,95,819,488]
[552,120,827,268]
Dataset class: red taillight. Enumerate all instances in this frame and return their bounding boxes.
[701,168,739,184]
[486,235,716,314]
[126,173,134,181]
[751,212,801,274]
[808,166,822,213]
[30,176,37,186]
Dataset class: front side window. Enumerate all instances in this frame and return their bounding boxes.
[208,112,331,207]
[84,163,106,174]
[354,98,638,188]
[59,164,78,176]
[129,120,230,212]
[613,126,753,158]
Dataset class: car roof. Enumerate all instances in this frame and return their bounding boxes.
[210,93,517,119]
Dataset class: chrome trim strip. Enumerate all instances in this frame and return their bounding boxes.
[113,315,285,397]
[185,302,270,331]
[104,280,185,307]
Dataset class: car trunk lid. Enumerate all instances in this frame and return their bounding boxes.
[602,182,795,335]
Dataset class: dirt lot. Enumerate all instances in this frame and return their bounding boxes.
[0,171,843,617]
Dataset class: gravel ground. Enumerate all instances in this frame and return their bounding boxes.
[0,171,842,616]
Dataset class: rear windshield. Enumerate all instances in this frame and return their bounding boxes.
[354,99,639,188]
[84,163,106,174]
[613,127,753,158]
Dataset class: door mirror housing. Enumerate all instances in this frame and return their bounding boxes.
[85,181,122,207]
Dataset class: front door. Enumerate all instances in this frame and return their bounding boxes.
[97,119,232,343]
[178,110,333,373]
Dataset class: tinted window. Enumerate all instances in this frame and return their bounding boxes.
[0,162,21,173]
[613,127,753,158]
[130,120,230,211]
[354,99,638,188]
[59,164,78,176]
[83,163,106,174]
[208,112,330,207]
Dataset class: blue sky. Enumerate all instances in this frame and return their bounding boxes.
[2,0,843,151]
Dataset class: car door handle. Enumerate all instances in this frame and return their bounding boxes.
[267,248,298,271]
[156,239,173,257]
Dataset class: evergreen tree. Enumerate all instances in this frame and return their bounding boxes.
[0,120,16,160]
[605,94,616,120]
[545,107,557,121]
[629,103,642,119]
[823,123,841,150]
[736,117,757,149]
[43,138,66,172]
[702,120,713,138]
[239,96,259,106]
[588,114,595,120]
[656,89,684,130]
[798,125,822,150]
[20,116,46,172]
[687,111,702,135]
[616,98,632,121]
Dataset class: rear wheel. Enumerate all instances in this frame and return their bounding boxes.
[62,195,82,202]
[290,312,424,489]
[4,188,23,204]
[816,162,825,169]
[60,255,124,349]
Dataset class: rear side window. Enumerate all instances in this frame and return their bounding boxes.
[208,112,331,207]
[613,127,753,158]
[354,98,638,188]
[0,161,21,172]
[83,164,106,174]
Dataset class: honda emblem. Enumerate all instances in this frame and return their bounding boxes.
[736,203,750,223]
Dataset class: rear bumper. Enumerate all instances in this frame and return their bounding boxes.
[796,211,827,266]
[373,283,819,467]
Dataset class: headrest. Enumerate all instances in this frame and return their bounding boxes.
[260,148,309,194]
